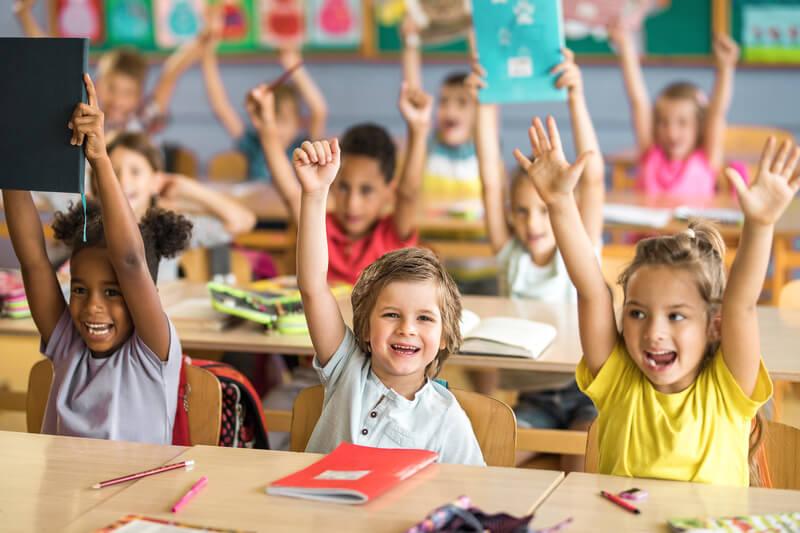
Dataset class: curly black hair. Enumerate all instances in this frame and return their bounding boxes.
[51,200,193,283]
[340,123,396,183]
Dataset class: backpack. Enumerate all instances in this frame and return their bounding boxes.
[172,356,270,449]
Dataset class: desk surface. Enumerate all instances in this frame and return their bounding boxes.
[2,281,800,379]
[0,431,187,533]
[532,472,800,532]
[66,444,564,533]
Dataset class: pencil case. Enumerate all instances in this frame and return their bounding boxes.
[207,282,303,326]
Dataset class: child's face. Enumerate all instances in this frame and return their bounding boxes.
[367,280,446,396]
[510,178,557,265]
[435,84,475,146]
[654,97,700,161]
[96,72,143,127]
[621,265,717,394]
[274,98,302,149]
[331,155,391,239]
[69,247,134,356]
[109,146,158,218]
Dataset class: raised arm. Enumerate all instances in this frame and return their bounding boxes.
[553,48,605,247]
[2,190,64,343]
[13,0,48,37]
[278,47,328,140]
[151,35,206,119]
[198,9,244,138]
[295,139,346,365]
[157,174,256,234]
[72,74,170,360]
[722,138,800,395]
[469,67,510,253]
[705,33,739,172]
[608,20,652,154]
[514,117,617,376]
[247,85,301,223]
[400,16,423,90]
[393,82,432,239]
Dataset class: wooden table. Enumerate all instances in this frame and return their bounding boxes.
[532,472,800,532]
[65,444,564,533]
[0,431,187,533]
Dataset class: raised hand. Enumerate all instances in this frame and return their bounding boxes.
[200,4,224,50]
[68,73,106,163]
[713,33,740,69]
[512,116,592,206]
[465,62,487,101]
[726,137,800,226]
[12,0,36,14]
[606,15,633,49]
[278,46,303,70]
[293,139,341,195]
[245,84,276,133]
[398,82,432,131]
[551,48,583,94]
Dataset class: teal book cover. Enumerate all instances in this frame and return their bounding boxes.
[472,0,566,103]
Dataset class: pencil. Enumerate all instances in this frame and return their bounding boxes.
[268,61,303,91]
[600,490,641,514]
[92,460,195,489]
[172,476,209,513]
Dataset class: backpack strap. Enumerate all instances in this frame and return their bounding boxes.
[171,355,192,446]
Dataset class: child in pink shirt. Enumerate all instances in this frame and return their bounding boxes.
[610,20,740,198]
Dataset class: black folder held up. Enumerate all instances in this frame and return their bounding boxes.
[0,37,88,193]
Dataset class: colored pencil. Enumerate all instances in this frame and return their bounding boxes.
[172,476,209,513]
[268,61,303,91]
[600,490,641,514]
[92,460,195,489]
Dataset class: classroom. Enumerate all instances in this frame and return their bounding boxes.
[1,0,799,531]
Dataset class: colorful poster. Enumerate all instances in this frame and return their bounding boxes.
[258,0,305,48]
[743,5,800,63]
[106,0,155,47]
[562,0,669,40]
[154,0,204,49]
[306,0,362,47]
[405,0,472,44]
[55,0,104,44]
[472,0,566,103]
[216,0,257,52]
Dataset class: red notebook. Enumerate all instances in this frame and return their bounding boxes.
[267,443,438,504]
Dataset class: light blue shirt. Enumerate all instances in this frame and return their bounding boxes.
[306,328,485,466]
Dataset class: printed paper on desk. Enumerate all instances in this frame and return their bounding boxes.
[472,0,566,103]
[95,514,248,532]
[267,443,438,504]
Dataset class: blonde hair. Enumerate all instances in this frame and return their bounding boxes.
[96,48,148,87]
[617,219,764,481]
[656,81,709,149]
[351,248,462,378]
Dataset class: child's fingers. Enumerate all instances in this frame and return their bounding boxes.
[533,118,550,152]
[330,138,341,164]
[771,139,793,175]
[300,141,317,163]
[312,141,327,164]
[570,150,593,179]
[322,140,332,163]
[512,149,533,172]
[561,47,575,62]
[84,73,98,108]
[546,115,563,155]
[725,167,748,197]
[293,147,310,166]
[758,136,777,177]
[527,125,541,157]
[784,146,800,179]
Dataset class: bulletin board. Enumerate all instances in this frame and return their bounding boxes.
[731,0,800,64]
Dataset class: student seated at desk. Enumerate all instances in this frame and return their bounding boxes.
[609,16,740,198]
[3,75,191,444]
[293,138,484,465]
[515,118,800,486]
[471,51,604,472]
[248,78,432,284]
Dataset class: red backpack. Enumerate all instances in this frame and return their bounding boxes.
[172,356,270,449]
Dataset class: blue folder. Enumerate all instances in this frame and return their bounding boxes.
[472,0,566,103]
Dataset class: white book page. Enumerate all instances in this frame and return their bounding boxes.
[461,316,556,358]
[603,204,673,228]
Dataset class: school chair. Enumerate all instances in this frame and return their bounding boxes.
[26,359,223,446]
[289,384,518,467]
[582,421,600,474]
[772,280,800,421]
[208,151,248,182]
[164,144,200,178]
[179,248,212,282]
[761,420,800,490]
[718,125,796,194]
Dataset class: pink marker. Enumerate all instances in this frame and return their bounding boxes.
[171,476,208,513]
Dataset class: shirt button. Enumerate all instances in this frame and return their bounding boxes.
[361,428,368,435]
[370,411,377,418]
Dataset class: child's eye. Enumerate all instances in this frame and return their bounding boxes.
[104,288,122,297]
[360,186,373,195]
[382,312,400,319]
[669,313,685,321]
[628,309,645,319]
[418,315,434,322]
[71,286,87,295]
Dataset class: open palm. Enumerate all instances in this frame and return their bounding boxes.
[293,139,341,195]
[513,116,590,206]
[727,137,800,226]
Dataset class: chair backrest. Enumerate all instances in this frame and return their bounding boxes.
[179,248,211,282]
[208,151,248,182]
[762,420,800,490]
[27,359,53,433]
[724,125,796,160]
[26,359,223,446]
[778,279,800,310]
[583,420,600,473]
[289,384,517,466]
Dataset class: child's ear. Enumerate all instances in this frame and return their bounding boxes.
[707,312,722,342]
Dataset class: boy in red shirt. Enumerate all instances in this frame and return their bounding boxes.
[248,82,432,284]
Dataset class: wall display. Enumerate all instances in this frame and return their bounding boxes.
[154,0,204,48]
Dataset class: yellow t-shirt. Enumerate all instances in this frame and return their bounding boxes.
[576,343,772,487]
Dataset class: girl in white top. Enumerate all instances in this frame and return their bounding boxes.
[293,133,484,466]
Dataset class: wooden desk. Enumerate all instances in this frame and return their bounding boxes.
[0,431,187,533]
[66,445,564,533]
[532,472,800,532]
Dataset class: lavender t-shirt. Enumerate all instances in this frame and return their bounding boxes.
[40,309,182,444]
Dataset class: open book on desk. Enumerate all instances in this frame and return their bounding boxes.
[459,310,556,359]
